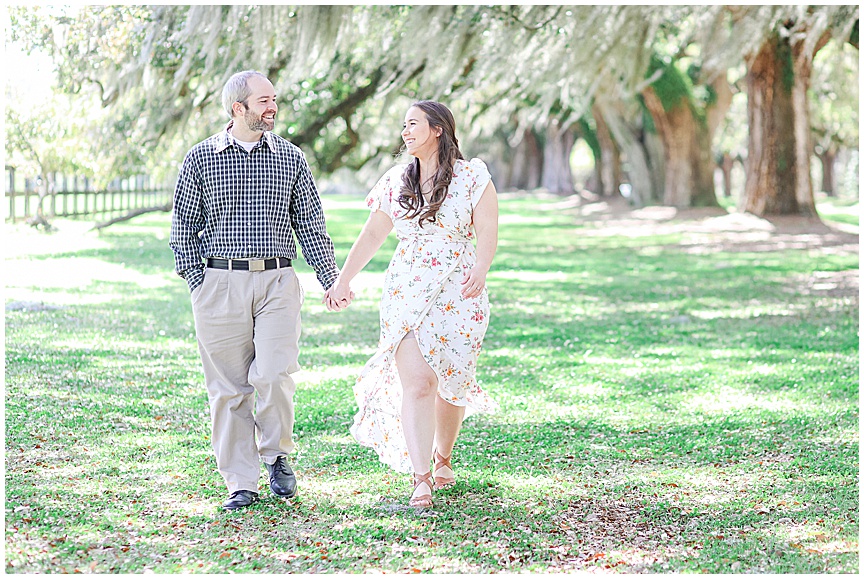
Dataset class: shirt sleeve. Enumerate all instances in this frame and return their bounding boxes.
[169,150,206,293]
[290,152,340,290]
[467,158,492,210]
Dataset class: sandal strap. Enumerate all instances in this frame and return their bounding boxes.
[434,449,452,471]
[413,471,433,490]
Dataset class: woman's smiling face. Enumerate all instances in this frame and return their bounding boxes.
[402,106,441,158]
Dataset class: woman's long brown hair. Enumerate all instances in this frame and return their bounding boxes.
[397,101,464,225]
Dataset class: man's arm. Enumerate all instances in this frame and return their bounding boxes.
[289,153,339,290]
[169,151,206,292]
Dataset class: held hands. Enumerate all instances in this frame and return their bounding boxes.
[461,265,488,299]
[323,279,355,312]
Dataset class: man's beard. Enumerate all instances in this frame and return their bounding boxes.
[244,109,274,132]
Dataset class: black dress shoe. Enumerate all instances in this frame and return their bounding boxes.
[265,456,297,498]
[222,490,259,510]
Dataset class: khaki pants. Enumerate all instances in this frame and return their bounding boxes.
[191,266,304,493]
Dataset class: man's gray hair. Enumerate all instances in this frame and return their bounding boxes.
[221,70,268,119]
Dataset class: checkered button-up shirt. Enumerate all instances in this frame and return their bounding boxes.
[169,124,339,292]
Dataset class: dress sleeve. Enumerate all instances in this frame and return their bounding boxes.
[366,165,405,215]
[467,158,492,209]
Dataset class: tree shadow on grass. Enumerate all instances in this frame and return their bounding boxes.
[5,208,858,573]
[5,360,857,573]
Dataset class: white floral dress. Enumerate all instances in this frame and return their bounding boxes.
[350,158,499,473]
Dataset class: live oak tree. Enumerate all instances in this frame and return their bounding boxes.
[459,5,675,198]
[735,5,858,217]
[10,5,490,178]
[10,4,859,217]
[638,7,739,209]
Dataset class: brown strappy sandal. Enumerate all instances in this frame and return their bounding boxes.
[433,449,455,490]
[409,471,434,507]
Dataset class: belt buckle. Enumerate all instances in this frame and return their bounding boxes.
[248,259,266,272]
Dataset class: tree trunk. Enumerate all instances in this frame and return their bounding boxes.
[720,152,734,197]
[593,99,652,206]
[742,32,800,216]
[642,87,718,208]
[789,33,830,216]
[27,171,54,231]
[743,33,798,216]
[744,27,832,216]
[816,147,836,196]
[643,130,666,204]
[508,128,543,190]
[592,102,622,197]
[541,119,576,194]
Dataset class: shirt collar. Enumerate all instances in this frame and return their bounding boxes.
[214,120,276,153]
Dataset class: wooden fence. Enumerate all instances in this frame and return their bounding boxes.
[5,169,172,223]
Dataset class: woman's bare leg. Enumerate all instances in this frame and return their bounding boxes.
[395,332,438,502]
[433,397,464,482]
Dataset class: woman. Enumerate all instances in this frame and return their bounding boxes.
[324,101,499,507]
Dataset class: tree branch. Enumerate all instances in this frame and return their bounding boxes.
[491,6,563,32]
[291,66,385,147]
[90,202,173,231]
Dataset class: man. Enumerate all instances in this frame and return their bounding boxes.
[170,70,350,510]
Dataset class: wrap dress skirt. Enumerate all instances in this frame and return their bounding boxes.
[350,158,499,472]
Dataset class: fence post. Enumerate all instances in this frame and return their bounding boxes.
[49,172,57,217]
[51,174,58,217]
[7,167,15,222]
[24,178,32,219]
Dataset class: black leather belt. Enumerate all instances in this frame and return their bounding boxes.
[206,257,292,271]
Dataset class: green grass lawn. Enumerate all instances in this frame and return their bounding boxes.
[4,194,859,573]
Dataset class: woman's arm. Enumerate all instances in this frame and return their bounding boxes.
[324,209,394,311]
[462,180,499,299]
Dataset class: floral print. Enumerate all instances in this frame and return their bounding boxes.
[349,158,499,472]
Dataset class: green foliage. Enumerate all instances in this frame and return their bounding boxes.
[4,195,858,573]
[5,95,89,181]
[6,3,859,209]
[647,54,696,114]
[810,40,859,151]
